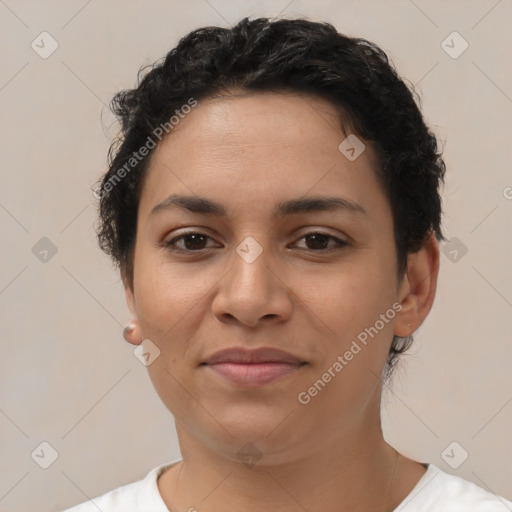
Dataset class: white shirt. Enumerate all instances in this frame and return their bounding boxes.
[62,459,512,511]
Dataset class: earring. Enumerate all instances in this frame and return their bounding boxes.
[123,324,136,343]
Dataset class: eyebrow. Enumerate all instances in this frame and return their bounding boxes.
[149,194,368,219]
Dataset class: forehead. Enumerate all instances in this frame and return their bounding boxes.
[164,91,350,154]
[138,92,388,224]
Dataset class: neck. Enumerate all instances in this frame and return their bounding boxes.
[158,409,420,512]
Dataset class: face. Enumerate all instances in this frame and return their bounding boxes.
[124,92,430,464]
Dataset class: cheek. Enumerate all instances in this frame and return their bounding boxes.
[133,236,397,353]
[298,264,396,417]
[134,250,201,323]
[298,258,393,339]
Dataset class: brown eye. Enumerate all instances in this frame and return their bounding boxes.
[294,232,348,252]
[165,232,214,251]
[163,231,347,254]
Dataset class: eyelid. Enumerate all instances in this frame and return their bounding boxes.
[294,227,348,243]
[165,231,219,251]
[292,231,348,251]
[162,228,349,253]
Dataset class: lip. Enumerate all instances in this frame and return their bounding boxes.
[201,347,306,387]
[202,347,304,365]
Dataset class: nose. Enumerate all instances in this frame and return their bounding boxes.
[211,240,293,328]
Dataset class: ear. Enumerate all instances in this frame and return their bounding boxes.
[123,277,143,346]
[394,231,440,337]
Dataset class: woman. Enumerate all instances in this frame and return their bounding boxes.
[63,17,512,512]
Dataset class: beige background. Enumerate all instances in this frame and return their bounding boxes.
[0,1,511,510]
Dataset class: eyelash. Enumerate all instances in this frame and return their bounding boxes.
[163,231,348,254]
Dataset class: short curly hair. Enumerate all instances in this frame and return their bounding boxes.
[94,16,446,381]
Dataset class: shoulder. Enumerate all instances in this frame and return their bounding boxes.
[396,463,512,511]
[61,479,142,512]
[61,459,181,512]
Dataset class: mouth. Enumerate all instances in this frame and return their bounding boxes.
[200,347,307,387]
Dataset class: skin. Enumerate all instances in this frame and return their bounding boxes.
[123,91,440,512]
